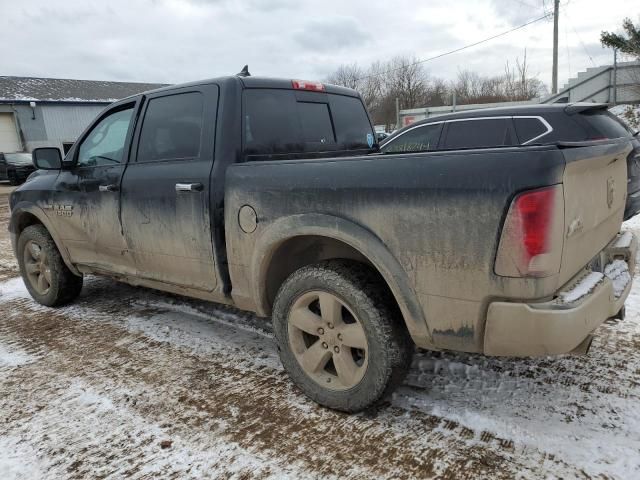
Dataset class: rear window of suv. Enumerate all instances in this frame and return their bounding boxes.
[577,110,632,140]
[243,89,374,160]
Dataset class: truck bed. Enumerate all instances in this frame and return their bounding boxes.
[224,139,632,353]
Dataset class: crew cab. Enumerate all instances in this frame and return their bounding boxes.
[8,75,637,412]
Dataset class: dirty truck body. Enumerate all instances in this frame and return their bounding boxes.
[9,75,637,412]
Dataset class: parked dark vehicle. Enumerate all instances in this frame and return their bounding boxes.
[0,152,36,185]
[8,76,637,412]
[381,104,640,220]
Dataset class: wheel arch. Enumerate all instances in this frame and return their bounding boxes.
[9,203,81,276]
[250,213,433,347]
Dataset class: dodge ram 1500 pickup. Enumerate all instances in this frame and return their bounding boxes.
[9,74,637,412]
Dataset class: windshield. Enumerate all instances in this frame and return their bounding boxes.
[4,153,33,165]
[243,88,375,160]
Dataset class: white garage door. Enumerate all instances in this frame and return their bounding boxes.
[0,113,21,152]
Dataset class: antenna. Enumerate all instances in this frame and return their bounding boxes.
[237,65,251,77]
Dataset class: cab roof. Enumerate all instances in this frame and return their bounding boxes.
[118,75,361,102]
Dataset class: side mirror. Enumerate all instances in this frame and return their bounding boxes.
[32,147,62,170]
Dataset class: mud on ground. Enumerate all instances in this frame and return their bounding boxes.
[1,189,640,479]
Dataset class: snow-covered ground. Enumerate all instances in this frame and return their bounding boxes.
[1,189,640,479]
[611,104,640,131]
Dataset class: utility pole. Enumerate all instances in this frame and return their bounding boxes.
[395,97,400,129]
[612,49,618,105]
[552,0,559,94]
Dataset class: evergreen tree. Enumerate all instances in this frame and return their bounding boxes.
[601,17,640,58]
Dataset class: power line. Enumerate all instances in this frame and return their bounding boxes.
[565,11,596,66]
[356,13,553,81]
[564,5,572,78]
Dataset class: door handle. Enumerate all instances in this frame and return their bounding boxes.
[175,183,203,192]
[99,184,119,192]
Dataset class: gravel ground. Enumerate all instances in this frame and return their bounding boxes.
[1,185,640,479]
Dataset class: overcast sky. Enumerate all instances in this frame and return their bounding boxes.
[1,0,637,90]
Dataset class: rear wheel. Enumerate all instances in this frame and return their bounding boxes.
[17,225,83,307]
[272,260,413,412]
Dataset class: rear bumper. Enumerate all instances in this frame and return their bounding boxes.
[484,231,637,356]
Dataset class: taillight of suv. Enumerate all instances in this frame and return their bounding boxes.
[495,185,564,277]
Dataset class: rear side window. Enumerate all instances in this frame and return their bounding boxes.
[443,118,514,149]
[578,110,631,140]
[137,92,204,162]
[514,117,548,144]
[244,89,374,159]
[382,123,442,153]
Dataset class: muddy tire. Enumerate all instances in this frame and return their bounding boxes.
[17,224,83,307]
[272,260,413,412]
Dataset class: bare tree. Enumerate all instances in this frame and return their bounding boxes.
[325,51,547,128]
[325,63,363,90]
[326,56,432,127]
[505,50,546,100]
[359,61,384,113]
[453,51,545,104]
[383,56,430,110]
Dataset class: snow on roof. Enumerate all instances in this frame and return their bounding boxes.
[0,76,167,103]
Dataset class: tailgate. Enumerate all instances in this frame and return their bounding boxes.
[560,140,633,283]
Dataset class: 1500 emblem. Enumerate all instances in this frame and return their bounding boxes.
[45,204,74,217]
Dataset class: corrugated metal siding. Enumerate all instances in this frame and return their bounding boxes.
[41,105,105,142]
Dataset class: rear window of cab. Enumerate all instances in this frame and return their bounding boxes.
[243,88,375,160]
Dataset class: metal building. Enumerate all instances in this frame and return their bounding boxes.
[0,76,165,154]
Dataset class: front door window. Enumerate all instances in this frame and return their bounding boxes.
[77,107,134,167]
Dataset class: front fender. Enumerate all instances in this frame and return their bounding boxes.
[250,213,433,348]
[9,202,81,276]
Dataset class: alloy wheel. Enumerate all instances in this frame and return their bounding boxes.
[288,290,369,390]
[23,240,52,295]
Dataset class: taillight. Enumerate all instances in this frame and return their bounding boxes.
[292,80,325,92]
[495,185,564,277]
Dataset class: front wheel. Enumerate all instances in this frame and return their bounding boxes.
[17,225,83,307]
[272,260,413,412]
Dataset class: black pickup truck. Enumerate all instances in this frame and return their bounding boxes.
[0,152,36,185]
[9,75,637,412]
